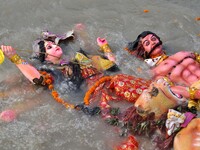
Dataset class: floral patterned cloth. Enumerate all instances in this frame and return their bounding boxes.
[108,74,151,103]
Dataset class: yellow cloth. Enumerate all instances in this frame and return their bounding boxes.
[90,55,115,71]
[0,49,5,64]
[75,52,92,65]
[75,52,115,71]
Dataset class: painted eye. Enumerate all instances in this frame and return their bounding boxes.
[47,45,52,49]
[151,36,156,41]
[145,41,150,46]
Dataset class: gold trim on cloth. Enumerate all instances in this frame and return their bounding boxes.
[100,44,112,53]
[156,54,168,66]
[75,52,92,65]
[91,55,115,71]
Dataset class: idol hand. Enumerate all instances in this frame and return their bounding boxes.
[1,45,17,59]
[97,37,116,62]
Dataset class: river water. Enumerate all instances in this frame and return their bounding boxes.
[0,0,200,150]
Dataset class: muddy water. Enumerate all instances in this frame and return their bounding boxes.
[0,0,200,149]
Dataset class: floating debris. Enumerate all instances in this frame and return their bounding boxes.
[143,9,149,13]
[195,17,200,21]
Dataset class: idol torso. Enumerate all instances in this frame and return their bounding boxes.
[152,51,200,86]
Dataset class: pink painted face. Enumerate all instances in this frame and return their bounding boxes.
[44,41,63,62]
[141,34,163,58]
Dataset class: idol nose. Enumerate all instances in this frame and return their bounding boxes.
[151,41,156,46]
[55,46,60,51]
[135,106,145,114]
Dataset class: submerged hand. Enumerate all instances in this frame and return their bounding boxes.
[74,23,86,31]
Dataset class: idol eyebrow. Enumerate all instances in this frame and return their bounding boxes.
[142,40,147,45]
[143,35,154,45]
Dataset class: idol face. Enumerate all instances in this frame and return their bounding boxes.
[44,41,63,61]
[134,78,187,119]
[141,34,163,58]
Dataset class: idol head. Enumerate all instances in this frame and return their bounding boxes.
[32,30,74,63]
[134,77,187,119]
[33,40,63,64]
[125,31,164,60]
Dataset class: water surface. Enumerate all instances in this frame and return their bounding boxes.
[0,0,200,149]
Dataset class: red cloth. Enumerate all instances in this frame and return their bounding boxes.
[108,74,151,103]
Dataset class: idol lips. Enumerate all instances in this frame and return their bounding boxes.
[161,81,183,99]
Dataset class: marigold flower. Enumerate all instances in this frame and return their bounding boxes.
[46,79,52,84]
[40,71,47,75]
[48,84,54,90]
[143,9,149,13]
[52,91,59,98]
[56,98,63,103]
[195,17,200,21]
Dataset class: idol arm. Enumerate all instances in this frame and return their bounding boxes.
[1,45,41,83]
